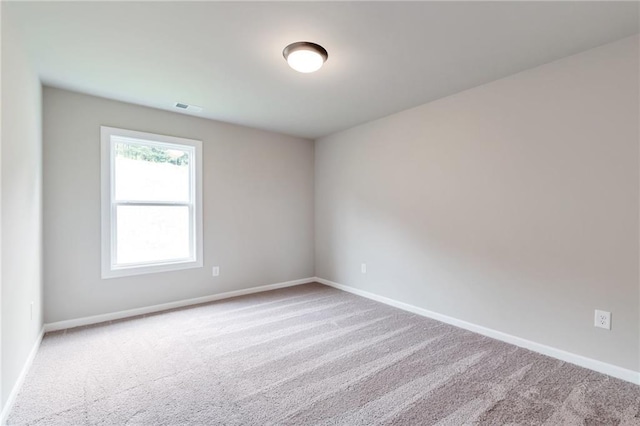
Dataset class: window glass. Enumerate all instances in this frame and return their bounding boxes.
[114,139,191,203]
[116,205,191,265]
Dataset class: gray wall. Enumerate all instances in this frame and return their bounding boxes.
[43,87,314,323]
[1,15,44,407]
[315,36,640,372]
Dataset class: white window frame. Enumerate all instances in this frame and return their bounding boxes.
[100,126,203,279]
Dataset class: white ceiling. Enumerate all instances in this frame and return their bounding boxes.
[6,1,639,139]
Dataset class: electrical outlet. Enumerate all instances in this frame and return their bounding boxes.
[212,266,220,277]
[594,309,611,330]
[361,263,367,274]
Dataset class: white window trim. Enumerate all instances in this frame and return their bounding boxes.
[100,126,203,279]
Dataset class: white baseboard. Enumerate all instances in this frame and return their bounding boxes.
[8,275,635,426]
[0,327,45,426]
[44,277,316,332]
[316,277,640,386]
[2,278,315,424]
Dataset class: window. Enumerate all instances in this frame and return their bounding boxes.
[101,126,203,278]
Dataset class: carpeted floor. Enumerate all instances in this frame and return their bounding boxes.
[7,283,640,425]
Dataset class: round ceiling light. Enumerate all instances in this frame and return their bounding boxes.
[283,42,328,73]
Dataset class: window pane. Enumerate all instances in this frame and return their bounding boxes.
[116,205,191,265]
[114,141,191,202]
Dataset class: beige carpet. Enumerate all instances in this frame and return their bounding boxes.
[7,283,640,425]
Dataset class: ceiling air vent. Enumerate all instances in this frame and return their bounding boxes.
[174,102,203,113]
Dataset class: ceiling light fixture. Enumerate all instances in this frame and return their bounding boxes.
[283,41,328,73]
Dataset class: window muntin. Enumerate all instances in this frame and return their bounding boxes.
[101,127,203,278]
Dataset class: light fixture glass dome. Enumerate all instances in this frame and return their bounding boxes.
[283,42,328,73]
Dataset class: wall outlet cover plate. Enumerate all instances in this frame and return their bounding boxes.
[594,309,611,330]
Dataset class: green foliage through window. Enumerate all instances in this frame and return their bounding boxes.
[115,143,189,166]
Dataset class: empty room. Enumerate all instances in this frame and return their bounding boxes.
[1,1,639,424]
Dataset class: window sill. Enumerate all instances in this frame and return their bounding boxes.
[101,259,203,279]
